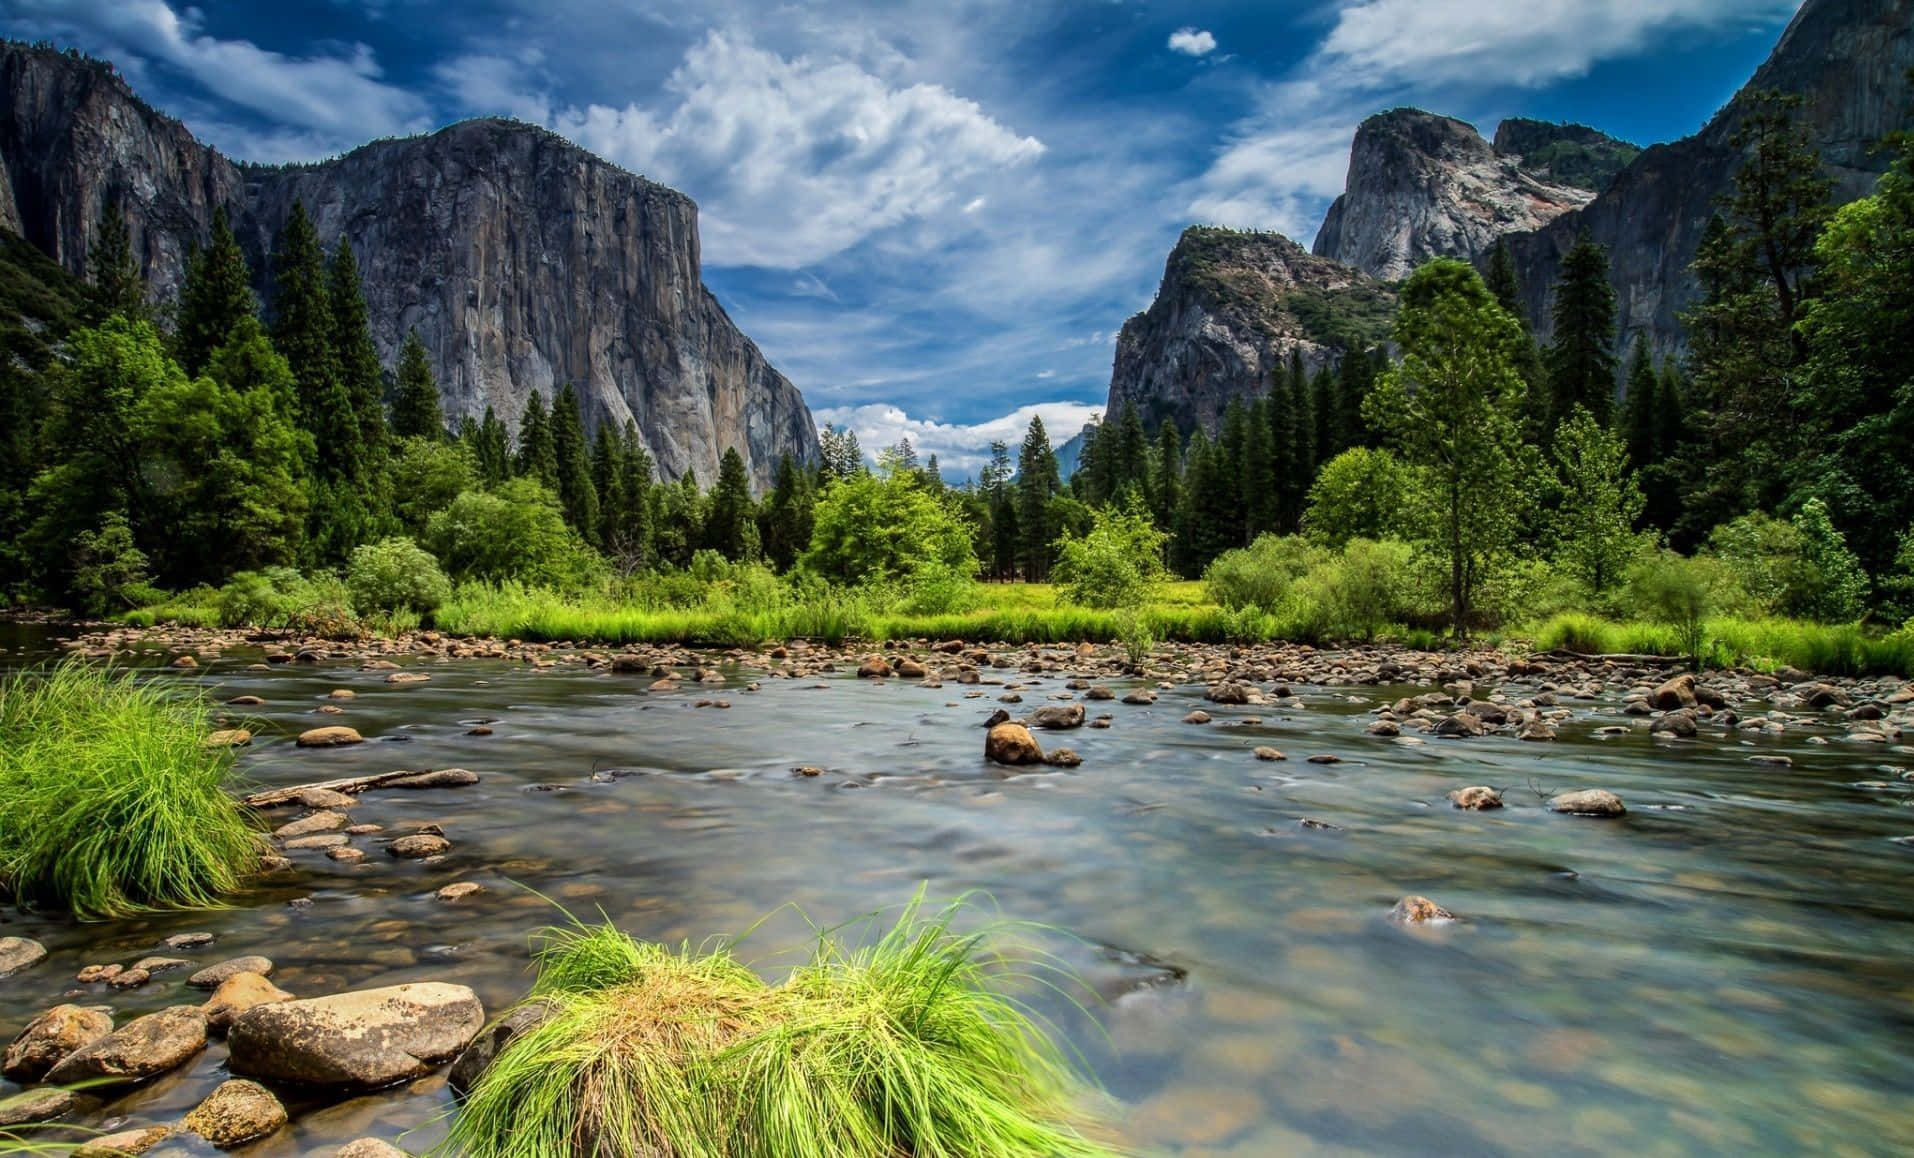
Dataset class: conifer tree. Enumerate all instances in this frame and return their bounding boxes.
[1544,230,1620,431]
[476,405,511,485]
[1620,340,1658,469]
[1218,399,1251,540]
[591,423,624,552]
[980,440,1017,579]
[1112,406,1151,503]
[705,447,760,561]
[613,422,654,566]
[760,453,815,571]
[390,330,443,439]
[1282,350,1315,528]
[328,240,389,474]
[1311,365,1339,464]
[1243,399,1277,542]
[175,206,256,375]
[514,391,558,488]
[1484,240,1526,325]
[1337,345,1376,450]
[271,202,356,482]
[88,199,144,322]
[1151,421,1182,535]
[550,383,598,542]
[1015,415,1060,580]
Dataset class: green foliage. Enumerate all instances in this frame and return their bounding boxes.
[1550,406,1647,596]
[1500,124,1640,190]
[0,660,261,919]
[69,512,151,618]
[1053,497,1169,609]
[1304,447,1411,548]
[328,239,389,483]
[426,478,605,590]
[1702,504,1864,622]
[272,202,358,490]
[1016,415,1061,579]
[1364,259,1529,636]
[704,447,760,561]
[347,536,451,616]
[550,384,598,543]
[390,328,444,440]
[88,199,145,322]
[388,435,477,537]
[1204,534,1323,612]
[1625,551,1712,666]
[803,468,978,588]
[759,454,815,572]
[214,567,358,635]
[1543,231,1619,430]
[1789,497,1868,621]
[514,391,558,488]
[174,206,256,376]
[440,894,1120,1158]
[1281,283,1397,351]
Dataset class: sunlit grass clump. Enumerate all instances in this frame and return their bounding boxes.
[444,897,1125,1158]
[0,660,261,918]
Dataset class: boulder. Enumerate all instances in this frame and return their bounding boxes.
[1448,786,1504,810]
[0,936,47,977]
[1181,710,1211,725]
[337,1141,411,1158]
[1043,748,1083,768]
[183,1079,287,1148]
[227,982,485,1089]
[0,1086,77,1127]
[296,726,364,748]
[275,810,350,839]
[189,953,275,987]
[1205,682,1256,705]
[1388,896,1457,925]
[1518,722,1558,742]
[388,834,452,859]
[1252,746,1286,761]
[203,972,295,1036]
[893,657,929,678]
[1432,712,1486,738]
[45,1005,207,1086]
[1366,719,1401,737]
[448,1000,554,1096]
[203,728,252,748]
[1550,789,1626,817]
[436,882,484,902]
[984,722,1045,766]
[855,656,891,679]
[1651,673,1697,710]
[4,1003,113,1081]
[1028,704,1085,730]
[1650,710,1698,738]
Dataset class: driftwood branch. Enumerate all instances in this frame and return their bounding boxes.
[1531,649,1688,667]
[243,768,479,808]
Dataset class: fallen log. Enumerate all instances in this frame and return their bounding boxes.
[1532,649,1690,666]
[244,768,480,808]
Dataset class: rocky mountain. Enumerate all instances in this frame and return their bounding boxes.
[1502,0,1913,355]
[1311,109,1632,281]
[0,42,817,490]
[1104,227,1394,436]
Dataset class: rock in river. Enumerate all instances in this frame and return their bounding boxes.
[1028,704,1085,730]
[203,973,295,1036]
[0,1086,76,1127]
[1389,896,1457,925]
[1550,789,1627,817]
[985,722,1045,766]
[4,1003,115,1081]
[45,1005,207,1086]
[297,726,365,748]
[0,937,47,977]
[388,834,452,859]
[189,956,275,988]
[183,1079,287,1148]
[1650,710,1698,738]
[227,982,485,1089]
[1448,786,1504,810]
[337,1140,412,1158]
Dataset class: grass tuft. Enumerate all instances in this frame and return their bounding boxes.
[443,893,1124,1158]
[0,660,262,919]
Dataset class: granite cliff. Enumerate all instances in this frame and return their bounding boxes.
[1311,108,1634,281]
[0,42,817,490]
[1104,227,1393,436]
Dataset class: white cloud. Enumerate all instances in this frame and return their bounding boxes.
[1167,28,1217,57]
[464,30,1046,269]
[814,401,1103,477]
[7,0,429,157]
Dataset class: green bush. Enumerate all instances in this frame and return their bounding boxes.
[1053,498,1169,609]
[0,661,262,918]
[68,512,151,618]
[1204,534,1325,612]
[801,470,978,587]
[426,478,606,591]
[1304,448,1413,548]
[347,536,452,617]
[1627,551,1712,666]
[214,567,359,635]
[1790,498,1869,622]
[1304,538,1417,641]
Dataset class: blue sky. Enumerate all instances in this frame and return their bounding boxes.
[4,0,1800,476]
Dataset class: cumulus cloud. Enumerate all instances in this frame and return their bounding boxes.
[457,30,1046,269]
[813,401,1103,477]
[1167,28,1217,57]
[5,0,429,157]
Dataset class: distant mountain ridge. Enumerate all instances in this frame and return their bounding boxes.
[0,42,818,490]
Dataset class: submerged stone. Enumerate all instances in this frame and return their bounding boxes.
[1550,789,1626,817]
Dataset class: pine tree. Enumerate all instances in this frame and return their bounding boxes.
[1015,415,1060,580]
[1218,400,1251,542]
[515,391,558,488]
[271,203,357,483]
[390,330,443,439]
[705,447,760,561]
[1310,365,1339,464]
[1338,345,1376,450]
[1485,240,1526,325]
[551,383,598,542]
[1151,421,1182,536]
[1112,406,1151,503]
[613,422,654,566]
[1242,397,1276,542]
[591,423,624,552]
[760,453,815,571]
[1544,230,1620,431]
[175,206,256,375]
[1283,350,1315,527]
[476,405,511,484]
[328,239,389,476]
[980,440,1017,579]
[1620,340,1658,469]
[88,199,144,321]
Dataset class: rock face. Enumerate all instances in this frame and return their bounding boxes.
[1313,108,1613,281]
[1502,0,1914,356]
[1105,227,1394,436]
[0,44,816,491]
[227,982,484,1089]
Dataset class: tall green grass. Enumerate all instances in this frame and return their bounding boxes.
[1532,613,1914,677]
[442,895,1123,1158]
[0,661,262,918]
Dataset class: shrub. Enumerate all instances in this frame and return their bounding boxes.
[1116,608,1158,668]
[441,895,1120,1158]
[1790,498,1868,621]
[68,512,151,617]
[426,478,606,591]
[215,567,361,636]
[347,536,452,617]
[801,470,978,587]
[1304,447,1413,548]
[1627,551,1711,667]
[1204,534,1325,612]
[1705,512,1819,618]
[0,661,262,918]
[1053,498,1169,609]
[1308,538,1417,641]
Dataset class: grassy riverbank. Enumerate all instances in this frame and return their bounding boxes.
[0,661,261,918]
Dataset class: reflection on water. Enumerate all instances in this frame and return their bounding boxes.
[3,625,1913,1156]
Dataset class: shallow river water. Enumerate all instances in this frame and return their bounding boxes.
[3,623,1914,1157]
